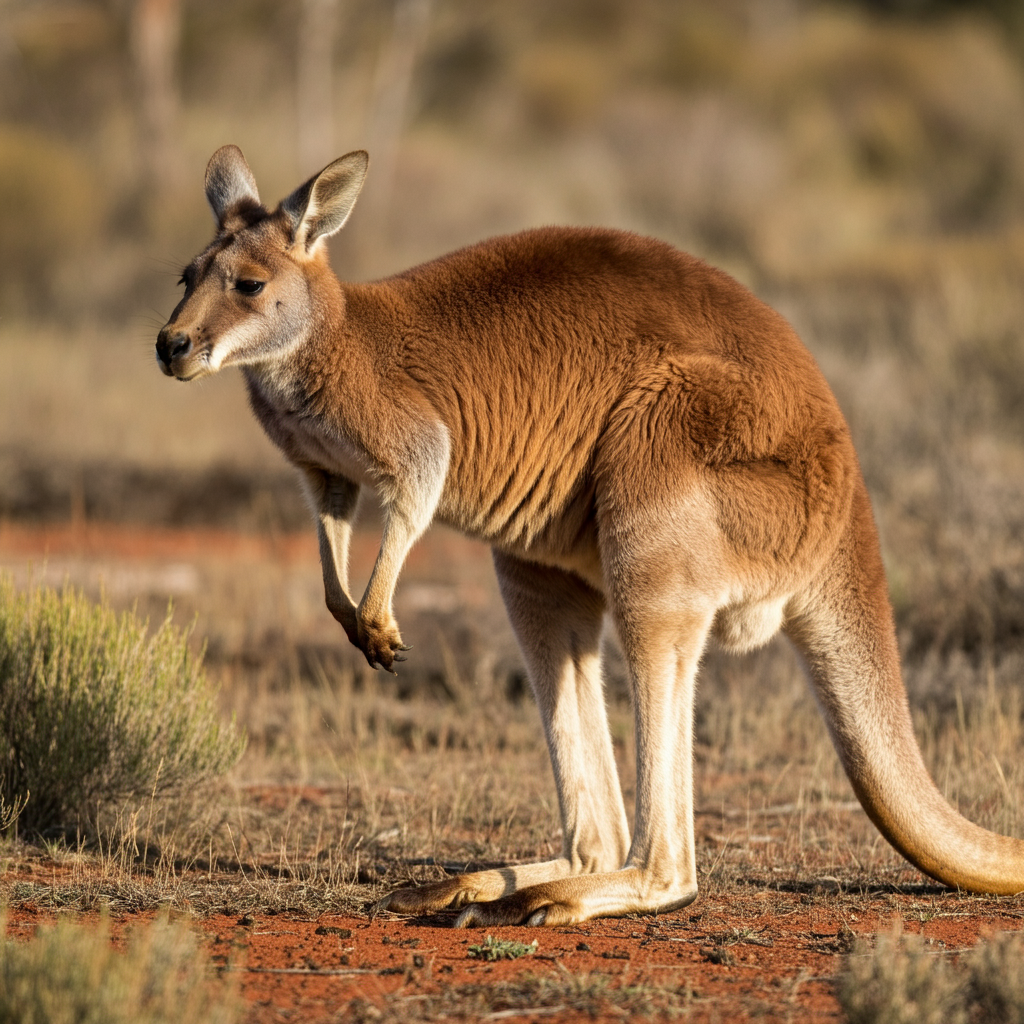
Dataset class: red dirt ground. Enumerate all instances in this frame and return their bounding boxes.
[6,882,1024,1023]
[0,520,486,575]
[194,899,1024,1022]
[5,522,1024,1021]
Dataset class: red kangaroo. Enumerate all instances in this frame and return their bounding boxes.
[156,145,1024,926]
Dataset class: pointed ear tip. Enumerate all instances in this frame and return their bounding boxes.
[207,144,249,170]
[314,151,368,188]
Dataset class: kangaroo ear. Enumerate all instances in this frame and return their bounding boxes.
[281,151,368,252]
[205,145,261,225]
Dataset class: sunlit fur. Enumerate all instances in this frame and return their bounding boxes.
[156,146,1024,928]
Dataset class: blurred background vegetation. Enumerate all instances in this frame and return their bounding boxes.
[1,0,1023,313]
[0,0,1022,672]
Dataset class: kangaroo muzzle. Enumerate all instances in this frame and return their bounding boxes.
[155,328,193,377]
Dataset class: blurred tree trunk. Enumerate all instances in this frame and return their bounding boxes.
[297,0,340,176]
[129,0,182,230]
[351,0,432,275]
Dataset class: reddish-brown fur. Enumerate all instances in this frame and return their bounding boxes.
[156,147,1024,927]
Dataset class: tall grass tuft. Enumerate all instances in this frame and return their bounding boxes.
[839,930,965,1024]
[0,576,244,836]
[966,931,1024,1024]
[839,929,1024,1024]
[0,910,239,1024]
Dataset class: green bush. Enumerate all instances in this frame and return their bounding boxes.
[0,911,238,1024]
[0,576,244,836]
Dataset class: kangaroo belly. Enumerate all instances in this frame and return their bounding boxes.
[712,596,788,653]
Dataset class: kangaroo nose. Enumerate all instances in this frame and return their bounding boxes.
[156,329,192,374]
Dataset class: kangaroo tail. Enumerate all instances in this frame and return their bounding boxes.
[784,478,1024,894]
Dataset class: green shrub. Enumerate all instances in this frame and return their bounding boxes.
[0,911,239,1024]
[0,576,244,836]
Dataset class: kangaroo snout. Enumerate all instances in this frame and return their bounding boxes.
[155,328,192,376]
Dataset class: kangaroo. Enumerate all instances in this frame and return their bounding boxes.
[156,145,1024,927]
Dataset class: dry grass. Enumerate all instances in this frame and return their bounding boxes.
[0,909,239,1024]
[0,570,1021,1023]
[0,325,280,476]
[0,627,1020,921]
[466,935,538,961]
[839,928,1024,1024]
[343,969,697,1022]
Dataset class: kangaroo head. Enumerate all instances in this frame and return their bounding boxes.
[156,145,368,381]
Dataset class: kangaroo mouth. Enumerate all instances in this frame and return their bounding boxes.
[173,364,209,382]
[155,346,210,381]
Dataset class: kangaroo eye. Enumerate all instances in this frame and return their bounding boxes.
[236,279,264,296]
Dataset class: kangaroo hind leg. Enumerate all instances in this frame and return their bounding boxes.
[378,552,629,918]
[454,549,714,927]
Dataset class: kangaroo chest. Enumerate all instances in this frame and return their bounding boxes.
[244,368,378,487]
